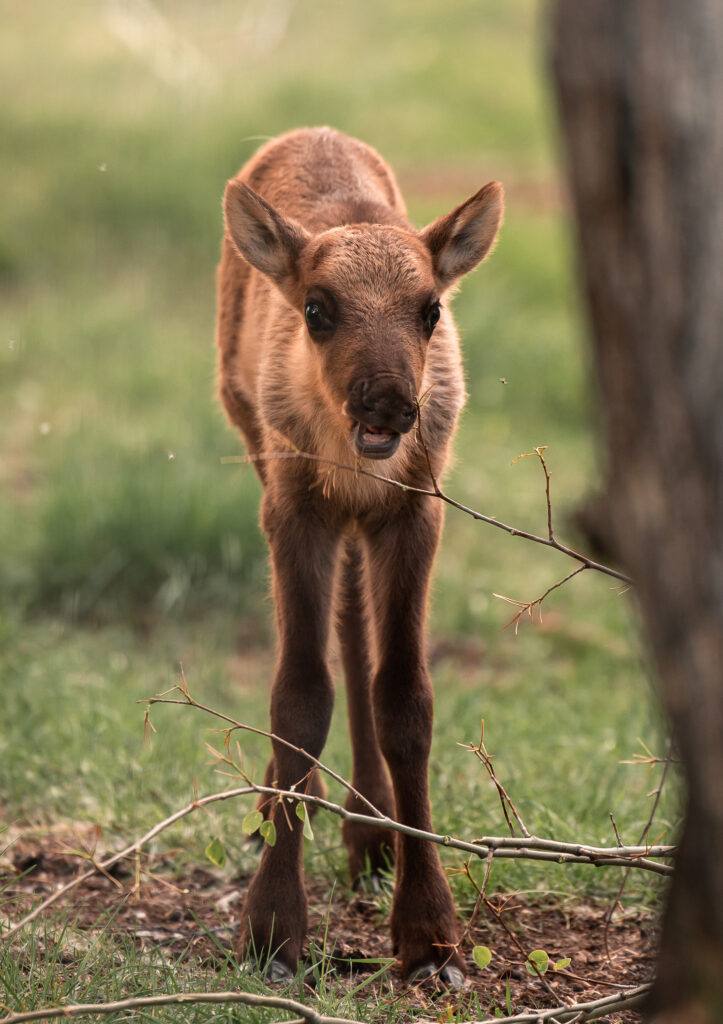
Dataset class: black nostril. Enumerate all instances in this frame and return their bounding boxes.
[402,405,417,421]
[360,381,374,413]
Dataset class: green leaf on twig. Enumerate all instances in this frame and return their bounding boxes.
[526,949,549,975]
[472,945,492,970]
[259,819,276,847]
[204,836,226,868]
[296,801,314,841]
[242,810,263,835]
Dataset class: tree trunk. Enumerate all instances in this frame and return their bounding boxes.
[551,3,723,1021]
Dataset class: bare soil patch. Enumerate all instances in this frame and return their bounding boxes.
[2,827,656,1021]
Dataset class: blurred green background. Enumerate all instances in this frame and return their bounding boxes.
[0,0,675,903]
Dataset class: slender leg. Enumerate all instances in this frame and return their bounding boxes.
[364,500,464,985]
[335,537,396,884]
[238,496,339,973]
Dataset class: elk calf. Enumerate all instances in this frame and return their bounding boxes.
[216,127,503,987]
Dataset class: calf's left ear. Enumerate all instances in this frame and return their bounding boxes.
[420,182,504,290]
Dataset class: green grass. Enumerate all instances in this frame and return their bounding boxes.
[0,0,678,1018]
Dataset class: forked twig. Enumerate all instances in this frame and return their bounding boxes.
[603,738,675,961]
[145,676,386,820]
[463,721,531,838]
[494,565,587,634]
[222,447,631,586]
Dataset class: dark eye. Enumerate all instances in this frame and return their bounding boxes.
[304,298,335,337]
[305,300,324,331]
[424,300,441,335]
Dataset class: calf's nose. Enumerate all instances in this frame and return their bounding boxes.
[356,378,418,434]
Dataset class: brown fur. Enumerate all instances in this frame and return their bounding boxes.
[215,127,503,982]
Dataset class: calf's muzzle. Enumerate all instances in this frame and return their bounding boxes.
[346,375,418,459]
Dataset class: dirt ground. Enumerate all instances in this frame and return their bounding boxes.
[1,827,657,1022]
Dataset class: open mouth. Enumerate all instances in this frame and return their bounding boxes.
[352,421,401,460]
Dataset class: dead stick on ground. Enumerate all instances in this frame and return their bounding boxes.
[0,983,652,1024]
[1,772,675,944]
[0,992,362,1024]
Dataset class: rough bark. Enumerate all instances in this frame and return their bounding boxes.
[551,2,723,1021]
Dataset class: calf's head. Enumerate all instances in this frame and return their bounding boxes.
[224,180,503,459]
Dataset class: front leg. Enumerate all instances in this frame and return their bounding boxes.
[364,500,464,986]
[238,494,339,976]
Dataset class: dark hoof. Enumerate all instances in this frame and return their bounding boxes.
[265,958,295,984]
[353,870,389,896]
[239,957,295,985]
[408,963,466,991]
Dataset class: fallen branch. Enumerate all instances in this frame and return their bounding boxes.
[1,771,675,945]
[0,981,652,1024]
[0,991,363,1024]
[470,982,650,1023]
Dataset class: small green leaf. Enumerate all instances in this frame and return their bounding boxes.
[242,810,263,835]
[472,945,492,970]
[205,837,226,868]
[259,819,277,847]
[296,801,314,841]
[525,949,549,976]
[553,957,571,972]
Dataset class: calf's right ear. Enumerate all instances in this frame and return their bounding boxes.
[223,180,309,299]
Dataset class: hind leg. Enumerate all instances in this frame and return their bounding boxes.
[336,537,396,885]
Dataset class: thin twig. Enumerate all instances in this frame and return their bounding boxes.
[494,565,587,635]
[465,722,531,838]
[414,394,442,496]
[603,738,675,961]
[144,684,386,820]
[512,446,554,541]
[223,449,632,585]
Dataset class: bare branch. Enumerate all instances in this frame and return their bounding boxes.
[512,446,554,541]
[144,686,386,820]
[464,722,531,837]
[494,565,587,634]
[222,448,632,585]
